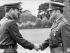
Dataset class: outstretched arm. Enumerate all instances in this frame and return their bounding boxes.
[8,21,34,50]
[40,39,49,51]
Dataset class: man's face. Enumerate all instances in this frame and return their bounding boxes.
[47,10,53,15]
[14,9,21,18]
[48,10,57,24]
[9,9,21,21]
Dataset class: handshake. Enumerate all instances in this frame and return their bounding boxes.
[34,44,43,51]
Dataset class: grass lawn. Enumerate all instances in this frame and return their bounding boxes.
[17,28,51,53]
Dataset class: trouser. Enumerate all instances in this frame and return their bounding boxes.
[51,47,63,53]
[0,48,17,53]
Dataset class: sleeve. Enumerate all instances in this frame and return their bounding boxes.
[8,22,34,50]
[40,39,49,50]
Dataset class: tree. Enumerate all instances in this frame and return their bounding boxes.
[20,10,37,23]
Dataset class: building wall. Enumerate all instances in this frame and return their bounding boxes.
[63,0,70,23]
[0,7,5,20]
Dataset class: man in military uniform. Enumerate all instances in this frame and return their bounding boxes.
[39,1,69,53]
[0,2,37,53]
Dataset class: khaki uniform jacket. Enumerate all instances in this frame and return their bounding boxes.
[55,20,70,53]
[0,17,34,50]
[41,15,70,53]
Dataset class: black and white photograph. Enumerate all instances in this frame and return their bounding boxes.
[0,0,70,53]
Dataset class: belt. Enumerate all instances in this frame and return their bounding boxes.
[0,44,17,49]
